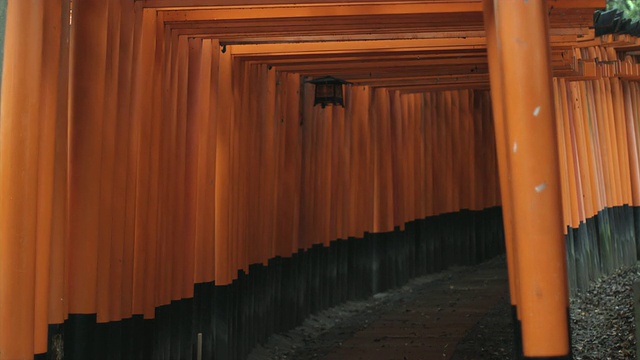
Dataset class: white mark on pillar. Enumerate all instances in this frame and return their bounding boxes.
[533,106,541,117]
[535,182,547,193]
[513,143,518,153]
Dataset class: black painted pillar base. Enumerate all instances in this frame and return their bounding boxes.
[511,305,524,359]
[34,323,64,360]
[40,207,506,359]
[64,314,97,360]
[634,206,640,260]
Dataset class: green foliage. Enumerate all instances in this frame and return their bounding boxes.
[607,0,640,21]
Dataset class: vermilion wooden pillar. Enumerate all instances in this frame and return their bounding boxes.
[67,0,109,357]
[49,0,72,336]
[68,0,108,313]
[488,0,571,358]
[215,48,234,286]
[482,0,523,356]
[109,0,135,323]
[624,81,640,213]
[35,0,66,355]
[0,1,45,358]
[96,0,123,325]
[130,8,158,316]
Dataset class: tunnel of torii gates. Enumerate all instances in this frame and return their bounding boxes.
[2,0,640,359]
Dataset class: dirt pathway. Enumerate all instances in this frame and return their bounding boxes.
[248,257,509,360]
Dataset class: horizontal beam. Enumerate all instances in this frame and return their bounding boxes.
[139,0,603,11]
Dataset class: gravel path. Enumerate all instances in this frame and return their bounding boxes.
[570,264,638,360]
[248,257,508,360]
[248,257,640,360]
[247,268,467,360]
[452,263,640,360]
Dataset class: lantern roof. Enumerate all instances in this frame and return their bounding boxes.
[307,76,351,85]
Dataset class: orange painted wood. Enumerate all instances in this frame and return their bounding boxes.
[240,61,255,266]
[140,0,602,9]
[274,72,302,257]
[562,79,581,228]
[34,0,66,353]
[215,49,235,285]
[259,64,278,260]
[405,95,417,222]
[565,81,589,226]
[553,79,572,233]
[237,61,252,271]
[49,0,72,326]
[143,14,164,317]
[203,38,220,282]
[318,82,333,246]
[372,88,394,233]
[605,79,621,208]
[485,92,500,207]
[556,79,581,230]
[299,80,314,248]
[473,91,489,212]
[286,73,303,253]
[309,85,322,245]
[171,35,188,299]
[580,81,603,217]
[403,90,413,222]
[570,82,596,222]
[466,92,478,212]
[109,0,136,321]
[413,94,426,218]
[586,81,605,214]
[254,64,269,263]
[273,71,288,253]
[357,89,371,234]
[68,0,109,316]
[121,4,146,321]
[231,60,245,273]
[595,79,616,210]
[470,91,481,211]
[96,0,123,324]
[450,91,461,213]
[346,87,358,236]
[439,91,450,214]
[184,37,202,293]
[329,85,344,241]
[390,90,404,227]
[623,81,640,206]
[164,31,182,300]
[596,79,620,210]
[146,0,484,14]
[438,92,449,214]
[423,93,435,217]
[494,0,570,356]
[130,8,157,314]
[0,2,622,353]
[311,81,324,245]
[612,78,633,207]
[457,91,470,211]
[0,1,45,357]
[154,17,173,308]
[338,89,350,239]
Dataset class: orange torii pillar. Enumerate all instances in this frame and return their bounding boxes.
[482,0,523,357]
[0,1,45,358]
[483,1,571,359]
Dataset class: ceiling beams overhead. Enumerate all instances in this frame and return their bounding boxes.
[143,0,604,90]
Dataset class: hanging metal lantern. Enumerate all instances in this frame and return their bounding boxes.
[308,76,350,108]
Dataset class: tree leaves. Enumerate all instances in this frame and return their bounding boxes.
[607,0,640,21]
